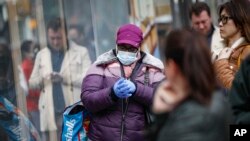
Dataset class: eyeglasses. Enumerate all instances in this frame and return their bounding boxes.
[218,16,232,25]
[117,45,138,53]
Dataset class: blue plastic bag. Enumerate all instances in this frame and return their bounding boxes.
[61,101,90,141]
[0,96,41,141]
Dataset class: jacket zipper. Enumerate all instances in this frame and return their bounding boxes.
[120,99,128,141]
[117,51,146,141]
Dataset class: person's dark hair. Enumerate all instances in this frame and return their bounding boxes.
[219,0,250,43]
[189,2,211,19]
[163,28,215,105]
[47,17,62,31]
[46,17,69,49]
[0,43,13,77]
[21,40,33,59]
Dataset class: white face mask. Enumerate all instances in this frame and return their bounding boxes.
[117,50,138,65]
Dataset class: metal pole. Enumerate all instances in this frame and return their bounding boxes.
[35,0,47,49]
[6,0,28,140]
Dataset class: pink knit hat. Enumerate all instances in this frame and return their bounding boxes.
[116,24,143,48]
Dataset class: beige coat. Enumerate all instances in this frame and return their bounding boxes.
[214,42,250,89]
[29,42,91,131]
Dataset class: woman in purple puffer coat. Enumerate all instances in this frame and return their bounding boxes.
[81,24,165,141]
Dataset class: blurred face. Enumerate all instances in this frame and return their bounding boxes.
[47,28,64,50]
[191,10,212,35]
[219,9,241,42]
[68,28,82,44]
[26,44,35,59]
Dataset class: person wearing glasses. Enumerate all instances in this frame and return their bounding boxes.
[81,24,165,141]
[214,0,250,90]
[189,2,224,59]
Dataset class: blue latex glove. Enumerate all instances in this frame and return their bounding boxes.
[113,78,132,98]
[124,80,136,93]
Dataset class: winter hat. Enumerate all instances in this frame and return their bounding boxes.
[116,24,143,48]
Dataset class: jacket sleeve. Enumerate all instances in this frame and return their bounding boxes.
[28,52,43,90]
[214,59,235,89]
[132,69,165,106]
[229,56,250,124]
[81,65,116,113]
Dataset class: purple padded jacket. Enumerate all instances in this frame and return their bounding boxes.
[81,50,165,141]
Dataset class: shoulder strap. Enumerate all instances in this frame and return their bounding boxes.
[144,67,149,85]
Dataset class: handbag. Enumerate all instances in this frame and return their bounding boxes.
[61,101,90,141]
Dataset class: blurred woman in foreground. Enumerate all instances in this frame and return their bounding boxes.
[146,29,230,141]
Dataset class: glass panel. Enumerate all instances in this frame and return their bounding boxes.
[63,0,96,62]
[1,0,42,140]
[91,0,129,56]
[1,0,153,140]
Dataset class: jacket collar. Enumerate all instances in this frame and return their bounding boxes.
[231,37,246,49]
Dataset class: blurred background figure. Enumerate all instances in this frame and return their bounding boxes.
[20,40,41,136]
[68,24,96,62]
[0,43,41,141]
[189,2,224,58]
[68,24,84,45]
[0,43,16,105]
[214,0,250,91]
[146,28,230,141]
[0,13,10,44]
[0,42,21,140]
[29,17,91,141]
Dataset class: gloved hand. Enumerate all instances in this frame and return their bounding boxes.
[113,78,132,98]
[124,79,136,94]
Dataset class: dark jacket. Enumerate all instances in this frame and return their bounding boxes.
[230,55,250,124]
[81,50,165,141]
[146,94,230,141]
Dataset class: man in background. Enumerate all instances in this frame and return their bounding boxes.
[68,24,96,62]
[189,2,224,60]
[29,17,91,141]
